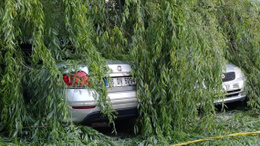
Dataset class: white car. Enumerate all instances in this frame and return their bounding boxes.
[61,62,246,124]
[216,63,246,103]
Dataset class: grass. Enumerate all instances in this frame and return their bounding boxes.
[115,101,260,145]
[167,102,260,145]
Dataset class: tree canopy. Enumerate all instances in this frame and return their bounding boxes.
[1,0,260,145]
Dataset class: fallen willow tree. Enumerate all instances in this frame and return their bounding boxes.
[0,0,260,145]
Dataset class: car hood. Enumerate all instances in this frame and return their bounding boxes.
[224,63,238,73]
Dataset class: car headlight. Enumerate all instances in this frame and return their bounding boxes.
[234,67,244,79]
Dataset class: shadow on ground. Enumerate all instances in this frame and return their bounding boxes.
[91,118,137,138]
[215,100,247,112]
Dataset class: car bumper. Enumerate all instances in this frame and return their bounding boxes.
[215,77,246,104]
[81,107,138,125]
[65,88,138,123]
[214,93,246,104]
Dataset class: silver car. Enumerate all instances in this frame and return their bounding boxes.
[61,62,246,124]
[61,61,138,124]
[216,63,246,103]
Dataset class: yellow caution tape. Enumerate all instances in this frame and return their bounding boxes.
[170,131,260,146]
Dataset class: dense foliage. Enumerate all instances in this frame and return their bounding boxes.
[1,0,260,145]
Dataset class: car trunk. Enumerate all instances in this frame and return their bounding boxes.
[105,61,137,105]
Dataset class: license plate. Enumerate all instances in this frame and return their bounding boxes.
[104,77,136,87]
[222,83,239,91]
[223,84,230,90]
